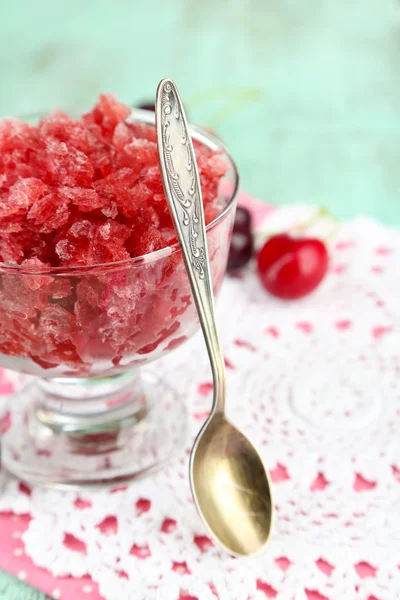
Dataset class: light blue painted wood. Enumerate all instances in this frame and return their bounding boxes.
[1,0,400,224]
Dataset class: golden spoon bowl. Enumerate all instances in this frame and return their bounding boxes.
[191,413,273,556]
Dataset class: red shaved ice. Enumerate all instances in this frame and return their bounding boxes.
[0,94,233,374]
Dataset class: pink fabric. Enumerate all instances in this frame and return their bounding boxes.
[0,191,271,600]
[0,508,101,599]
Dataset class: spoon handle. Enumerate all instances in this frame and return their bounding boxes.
[156,79,226,413]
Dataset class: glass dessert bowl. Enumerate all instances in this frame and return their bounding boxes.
[0,105,238,487]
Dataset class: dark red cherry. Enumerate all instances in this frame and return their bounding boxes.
[228,230,254,271]
[137,102,155,112]
[227,207,254,271]
[232,205,252,234]
[257,233,329,299]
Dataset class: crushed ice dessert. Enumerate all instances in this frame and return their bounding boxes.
[0,94,226,266]
[0,95,232,374]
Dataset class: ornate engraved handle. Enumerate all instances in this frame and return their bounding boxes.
[156,79,226,412]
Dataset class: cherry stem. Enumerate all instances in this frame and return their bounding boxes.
[325,220,342,243]
[254,206,341,244]
[291,206,342,242]
[291,206,332,233]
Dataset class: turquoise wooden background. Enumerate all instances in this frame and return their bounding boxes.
[0,1,400,596]
[1,0,400,224]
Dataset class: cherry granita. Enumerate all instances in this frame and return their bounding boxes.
[0,94,234,375]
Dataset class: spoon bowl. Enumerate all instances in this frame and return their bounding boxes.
[190,412,273,556]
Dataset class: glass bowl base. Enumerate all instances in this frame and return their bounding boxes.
[1,371,187,489]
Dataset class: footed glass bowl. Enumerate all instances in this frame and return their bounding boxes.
[0,110,238,487]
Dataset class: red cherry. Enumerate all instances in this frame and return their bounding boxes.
[232,205,252,234]
[228,230,254,271]
[227,207,254,271]
[257,234,329,299]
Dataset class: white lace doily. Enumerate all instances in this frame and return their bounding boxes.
[1,208,400,600]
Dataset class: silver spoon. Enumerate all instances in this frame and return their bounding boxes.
[155,79,273,556]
